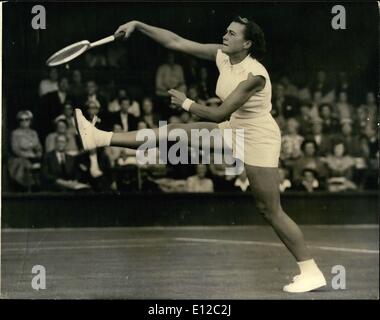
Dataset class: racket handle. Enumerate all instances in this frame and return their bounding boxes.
[90,31,125,48]
[114,31,126,41]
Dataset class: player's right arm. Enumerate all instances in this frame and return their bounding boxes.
[115,21,222,61]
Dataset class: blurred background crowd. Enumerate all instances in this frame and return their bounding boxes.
[5,51,378,194]
[2,3,378,194]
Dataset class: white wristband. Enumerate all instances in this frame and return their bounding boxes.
[181,98,194,111]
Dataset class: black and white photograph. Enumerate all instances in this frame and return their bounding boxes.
[0,0,378,306]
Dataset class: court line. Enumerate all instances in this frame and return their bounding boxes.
[174,237,379,255]
[2,224,378,233]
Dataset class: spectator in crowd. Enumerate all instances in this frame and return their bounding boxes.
[78,148,114,192]
[363,124,378,160]
[280,118,304,166]
[85,99,104,129]
[311,70,332,97]
[179,111,191,124]
[319,103,339,134]
[198,67,213,100]
[279,167,292,193]
[324,141,356,192]
[280,75,299,98]
[69,69,85,101]
[155,53,187,117]
[45,119,79,156]
[359,91,377,126]
[105,96,139,132]
[41,134,86,191]
[39,68,59,97]
[107,88,140,117]
[55,102,76,136]
[208,162,235,192]
[272,83,300,119]
[334,91,353,121]
[39,76,71,139]
[306,118,332,156]
[295,168,323,192]
[309,90,323,119]
[8,111,43,190]
[140,96,159,128]
[335,71,351,95]
[332,119,362,157]
[297,102,313,136]
[186,164,214,192]
[293,140,327,183]
[354,105,371,134]
[105,124,127,167]
[80,80,108,115]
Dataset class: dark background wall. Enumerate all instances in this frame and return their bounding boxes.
[3,2,378,120]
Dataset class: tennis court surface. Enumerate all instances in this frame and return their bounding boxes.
[1,225,378,299]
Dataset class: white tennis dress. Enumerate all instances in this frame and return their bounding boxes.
[216,49,281,167]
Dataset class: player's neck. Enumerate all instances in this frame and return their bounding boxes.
[228,51,249,65]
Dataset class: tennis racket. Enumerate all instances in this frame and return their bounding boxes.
[46,31,126,67]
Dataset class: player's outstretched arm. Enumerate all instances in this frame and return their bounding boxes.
[115,20,222,61]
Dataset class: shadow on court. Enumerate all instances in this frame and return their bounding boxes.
[1,225,378,299]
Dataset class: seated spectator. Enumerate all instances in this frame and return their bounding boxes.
[331,119,362,157]
[80,80,108,115]
[334,91,353,120]
[280,118,304,165]
[359,91,377,127]
[77,148,113,192]
[296,102,313,136]
[55,102,76,135]
[280,75,299,98]
[279,167,292,193]
[184,57,200,86]
[309,90,323,119]
[324,141,356,192]
[319,103,340,134]
[354,105,371,134]
[272,83,300,119]
[45,119,79,156]
[39,76,71,139]
[363,124,378,161]
[104,96,138,131]
[69,69,85,101]
[232,169,250,192]
[208,162,235,192]
[186,164,214,192]
[155,53,187,118]
[156,52,187,96]
[104,124,131,167]
[39,68,59,97]
[335,71,351,95]
[293,140,327,183]
[41,134,88,191]
[306,118,332,156]
[294,168,323,192]
[8,111,43,190]
[311,70,333,98]
[107,88,141,117]
[85,99,105,128]
[179,111,191,124]
[140,97,159,128]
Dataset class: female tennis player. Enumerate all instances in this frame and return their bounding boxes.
[74,17,326,293]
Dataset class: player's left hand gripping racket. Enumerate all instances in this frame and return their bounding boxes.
[46,31,126,67]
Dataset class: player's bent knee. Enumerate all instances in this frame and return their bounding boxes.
[255,200,283,222]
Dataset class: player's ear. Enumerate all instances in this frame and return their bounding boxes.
[243,40,252,51]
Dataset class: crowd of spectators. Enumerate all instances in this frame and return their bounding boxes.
[6,52,378,193]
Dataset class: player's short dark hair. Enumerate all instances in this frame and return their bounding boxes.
[233,16,266,60]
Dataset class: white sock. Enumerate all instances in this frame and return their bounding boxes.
[94,128,113,147]
[297,259,320,275]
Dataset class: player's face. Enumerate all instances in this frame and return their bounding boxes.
[222,22,248,55]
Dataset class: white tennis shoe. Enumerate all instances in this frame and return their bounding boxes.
[74,108,97,150]
[283,270,326,293]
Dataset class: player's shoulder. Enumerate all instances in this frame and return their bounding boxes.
[245,57,270,80]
